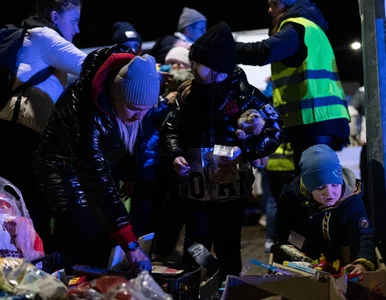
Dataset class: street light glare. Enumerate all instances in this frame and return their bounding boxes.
[351,42,361,50]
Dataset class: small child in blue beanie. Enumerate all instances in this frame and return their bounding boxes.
[276,144,375,274]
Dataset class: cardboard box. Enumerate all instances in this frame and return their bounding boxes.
[344,271,386,299]
[221,272,386,300]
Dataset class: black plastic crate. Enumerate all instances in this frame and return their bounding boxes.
[31,252,64,274]
[72,264,202,300]
[32,253,201,300]
[151,267,201,300]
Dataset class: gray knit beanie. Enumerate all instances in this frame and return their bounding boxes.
[110,54,160,106]
[177,7,207,31]
[281,0,297,6]
[165,46,191,68]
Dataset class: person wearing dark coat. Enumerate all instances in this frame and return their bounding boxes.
[160,22,284,281]
[277,144,376,274]
[149,7,207,64]
[33,46,160,271]
[235,0,351,171]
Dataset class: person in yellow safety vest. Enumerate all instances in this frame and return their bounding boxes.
[264,142,296,252]
[235,0,350,172]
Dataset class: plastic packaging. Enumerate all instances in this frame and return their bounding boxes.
[68,272,172,300]
[280,245,313,263]
[0,177,44,261]
[0,257,68,299]
[213,145,234,158]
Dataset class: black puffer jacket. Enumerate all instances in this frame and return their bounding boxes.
[161,67,283,201]
[161,66,283,162]
[33,46,136,233]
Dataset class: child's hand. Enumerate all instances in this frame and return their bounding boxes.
[344,263,366,274]
[173,156,190,176]
[251,156,269,168]
[165,91,178,104]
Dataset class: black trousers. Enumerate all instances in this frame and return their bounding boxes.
[182,198,248,283]
[53,207,114,270]
[0,119,53,252]
[130,169,169,237]
[153,170,184,257]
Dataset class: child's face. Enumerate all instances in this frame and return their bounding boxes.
[311,184,342,207]
[191,61,228,84]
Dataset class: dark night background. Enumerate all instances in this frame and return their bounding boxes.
[2,1,363,85]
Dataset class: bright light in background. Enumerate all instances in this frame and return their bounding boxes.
[350,41,362,50]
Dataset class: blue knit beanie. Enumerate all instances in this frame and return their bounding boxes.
[281,0,298,6]
[110,54,160,106]
[299,144,343,192]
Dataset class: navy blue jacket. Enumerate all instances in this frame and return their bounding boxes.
[135,100,170,181]
[235,0,328,67]
[276,169,375,268]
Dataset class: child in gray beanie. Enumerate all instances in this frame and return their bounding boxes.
[149,7,207,64]
[177,7,207,31]
[276,144,376,275]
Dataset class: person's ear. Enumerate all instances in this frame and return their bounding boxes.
[50,11,60,25]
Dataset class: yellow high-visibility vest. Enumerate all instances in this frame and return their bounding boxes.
[271,17,350,128]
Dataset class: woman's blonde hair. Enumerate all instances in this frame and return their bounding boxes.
[115,117,140,154]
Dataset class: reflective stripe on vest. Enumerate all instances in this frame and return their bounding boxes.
[266,143,295,172]
[271,17,350,128]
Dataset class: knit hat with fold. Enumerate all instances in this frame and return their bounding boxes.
[110,54,160,106]
[177,7,207,31]
[112,22,142,45]
[189,21,236,74]
[299,144,343,192]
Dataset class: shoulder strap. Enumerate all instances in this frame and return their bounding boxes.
[11,66,54,96]
[11,66,54,122]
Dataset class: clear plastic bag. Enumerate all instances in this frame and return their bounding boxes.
[68,272,172,300]
[0,176,29,217]
[0,257,68,299]
[0,176,44,261]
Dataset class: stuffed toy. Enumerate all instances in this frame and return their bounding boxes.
[236,109,265,140]
[215,109,268,184]
[237,109,268,168]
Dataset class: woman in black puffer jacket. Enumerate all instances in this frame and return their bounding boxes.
[33,46,160,271]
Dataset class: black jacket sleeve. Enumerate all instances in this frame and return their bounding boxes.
[346,197,376,268]
[149,35,178,64]
[160,100,185,160]
[236,23,302,66]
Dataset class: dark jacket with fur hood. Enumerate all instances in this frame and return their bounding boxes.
[277,167,376,270]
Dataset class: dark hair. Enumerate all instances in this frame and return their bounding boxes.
[35,0,82,19]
